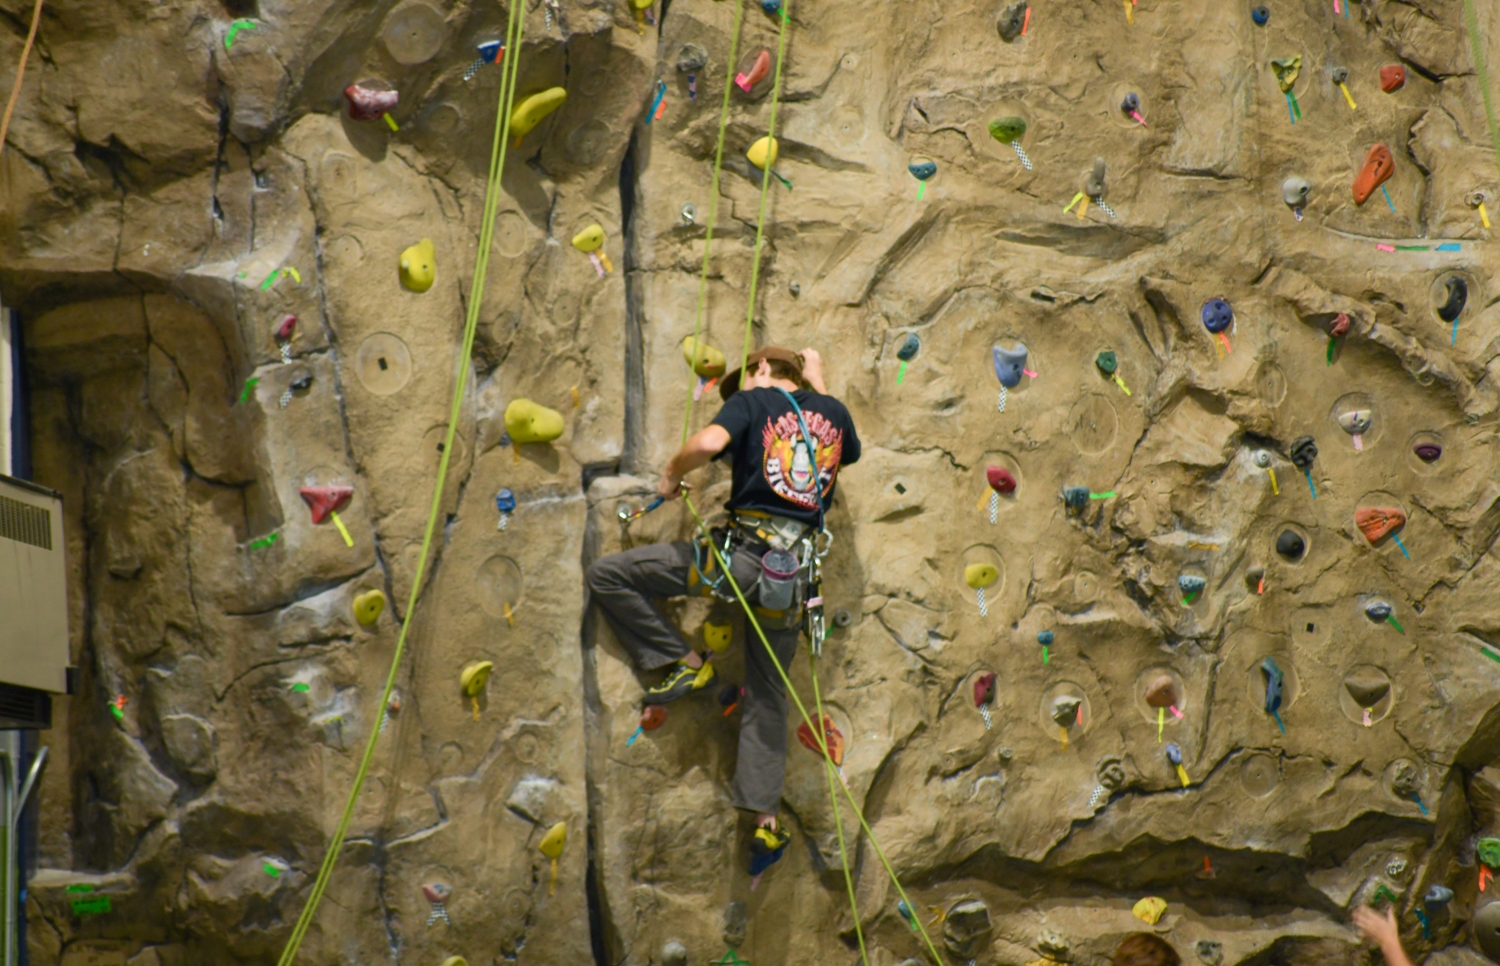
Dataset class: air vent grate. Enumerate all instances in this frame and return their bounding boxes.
[0,493,51,550]
[0,682,52,729]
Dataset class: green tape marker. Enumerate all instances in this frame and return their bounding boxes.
[238,376,259,404]
[65,885,94,894]
[71,896,111,916]
[290,682,310,693]
[1482,646,1500,665]
[1089,491,1116,500]
[248,533,279,550]
[263,863,281,877]
[225,19,256,49]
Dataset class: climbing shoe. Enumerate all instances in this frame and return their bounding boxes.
[749,825,790,877]
[644,659,715,705]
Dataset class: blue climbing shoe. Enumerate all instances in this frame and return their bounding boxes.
[749,825,790,876]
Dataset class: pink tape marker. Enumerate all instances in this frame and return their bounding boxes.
[1023,368,1039,378]
[1376,243,1396,252]
[1130,110,1148,127]
[1169,705,1184,719]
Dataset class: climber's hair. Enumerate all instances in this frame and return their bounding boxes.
[1114,933,1181,966]
[763,357,807,388]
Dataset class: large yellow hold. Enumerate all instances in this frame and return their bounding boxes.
[352,589,386,626]
[460,660,493,721]
[505,398,565,444]
[571,223,615,273]
[747,136,779,170]
[964,563,999,589]
[681,336,727,379]
[539,820,567,895]
[398,238,435,292]
[702,620,732,653]
[510,87,567,147]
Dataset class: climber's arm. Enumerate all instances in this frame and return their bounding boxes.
[657,425,732,498]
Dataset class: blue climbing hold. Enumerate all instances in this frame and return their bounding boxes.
[1261,657,1284,714]
[1037,630,1055,645]
[1425,885,1454,908]
[897,333,921,361]
[1251,6,1270,25]
[1121,92,1141,115]
[992,344,1028,388]
[1178,574,1206,596]
[495,488,517,513]
[908,159,937,181]
[478,40,504,64]
[760,0,782,14]
[1165,742,1183,766]
[1062,486,1089,508]
[1201,298,1234,334]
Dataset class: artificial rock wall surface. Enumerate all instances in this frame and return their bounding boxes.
[5,0,1500,964]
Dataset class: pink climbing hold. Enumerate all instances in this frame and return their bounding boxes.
[344,84,399,121]
[299,486,354,525]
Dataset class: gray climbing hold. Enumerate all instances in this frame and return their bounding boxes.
[1426,885,1454,907]
[1289,435,1318,469]
[943,899,993,959]
[1343,670,1389,708]
[1276,530,1306,560]
[1062,486,1089,508]
[832,608,853,627]
[1165,742,1183,766]
[1364,599,1392,622]
[897,333,921,360]
[997,0,1026,40]
[723,900,748,949]
[992,343,1028,388]
[1253,449,1272,468]
[662,941,689,966]
[1337,408,1372,436]
[1097,755,1126,790]
[1281,176,1311,208]
[1084,157,1107,197]
[1475,901,1500,961]
[1196,939,1224,966]
[1178,574,1206,596]
[290,374,314,392]
[1050,696,1081,728]
[676,44,708,72]
[1331,66,1349,84]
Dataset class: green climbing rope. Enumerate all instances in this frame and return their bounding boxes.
[681,492,949,966]
[737,0,795,380]
[272,3,527,962]
[680,0,748,444]
[1462,0,1500,177]
[811,653,870,965]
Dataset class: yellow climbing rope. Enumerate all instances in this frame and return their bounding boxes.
[681,492,949,966]
[811,652,869,964]
[272,2,528,963]
[680,0,748,443]
[737,0,795,380]
[1462,0,1500,177]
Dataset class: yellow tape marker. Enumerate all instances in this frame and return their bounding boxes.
[1339,82,1357,110]
[329,510,354,547]
[1077,197,1090,220]
[1268,467,1279,495]
[1481,202,1492,228]
[1123,0,1133,23]
[383,113,400,132]
[1063,192,1084,214]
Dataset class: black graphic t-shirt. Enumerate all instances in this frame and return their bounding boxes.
[710,387,861,527]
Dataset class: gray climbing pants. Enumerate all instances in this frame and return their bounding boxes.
[586,540,801,815]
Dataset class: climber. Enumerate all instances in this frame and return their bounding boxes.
[1353,905,1414,966]
[586,346,860,847]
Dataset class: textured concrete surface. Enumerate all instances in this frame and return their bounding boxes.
[4,0,1500,963]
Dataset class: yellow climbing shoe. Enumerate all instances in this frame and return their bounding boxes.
[644,660,715,705]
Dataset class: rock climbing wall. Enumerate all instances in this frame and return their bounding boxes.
[5,0,1500,963]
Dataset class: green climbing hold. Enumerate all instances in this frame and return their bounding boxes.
[1478,837,1500,869]
[988,117,1026,144]
[1096,350,1118,374]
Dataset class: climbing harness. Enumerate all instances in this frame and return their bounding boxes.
[682,487,947,966]
[272,0,529,960]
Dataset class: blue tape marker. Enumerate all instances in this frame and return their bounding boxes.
[1382,185,1396,212]
[645,81,667,125]
[1436,242,1461,251]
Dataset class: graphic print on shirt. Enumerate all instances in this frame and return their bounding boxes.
[760,409,844,509]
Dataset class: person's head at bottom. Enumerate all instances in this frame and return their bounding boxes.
[1114,933,1181,966]
[719,346,810,399]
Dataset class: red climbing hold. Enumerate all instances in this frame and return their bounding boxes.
[1379,65,1406,93]
[344,83,399,121]
[275,314,297,342]
[1355,506,1406,543]
[640,705,667,731]
[974,671,997,707]
[735,49,771,92]
[796,714,845,765]
[986,466,1017,494]
[299,486,354,524]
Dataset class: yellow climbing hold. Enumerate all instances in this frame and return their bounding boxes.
[510,87,567,148]
[1132,896,1168,925]
[964,563,999,589]
[747,136,779,171]
[399,238,435,292]
[571,223,615,273]
[352,589,386,626]
[460,660,494,721]
[703,620,732,653]
[441,958,468,966]
[539,820,567,895]
[504,398,565,444]
[681,336,727,379]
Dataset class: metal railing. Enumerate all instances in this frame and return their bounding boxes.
[0,739,46,966]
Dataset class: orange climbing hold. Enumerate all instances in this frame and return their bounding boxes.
[796,713,845,765]
[1352,144,1394,205]
[1355,506,1406,543]
[736,49,771,92]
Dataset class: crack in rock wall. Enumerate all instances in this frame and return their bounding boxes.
[4,0,1500,964]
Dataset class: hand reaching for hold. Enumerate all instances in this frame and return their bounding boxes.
[1352,905,1413,966]
[798,347,827,394]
